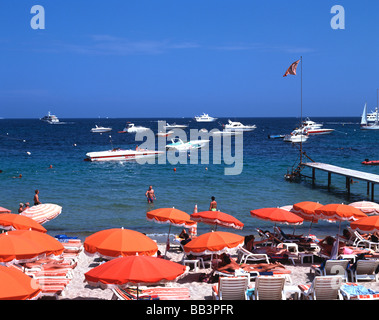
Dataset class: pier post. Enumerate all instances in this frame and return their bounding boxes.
[371,183,375,202]
[328,172,331,190]
[346,177,350,198]
[367,182,370,196]
[312,168,315,185]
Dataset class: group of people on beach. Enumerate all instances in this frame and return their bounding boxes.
[17,189,41,213]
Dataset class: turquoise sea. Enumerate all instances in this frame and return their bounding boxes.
[1,117,378,241]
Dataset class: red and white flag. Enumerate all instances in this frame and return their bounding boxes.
[283,60,300,77]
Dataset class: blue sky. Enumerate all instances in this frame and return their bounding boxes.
[1,0,378,118]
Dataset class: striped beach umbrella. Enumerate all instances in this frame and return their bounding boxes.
[20,203,62,225]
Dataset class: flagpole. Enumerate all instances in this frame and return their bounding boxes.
[300,56,303,164]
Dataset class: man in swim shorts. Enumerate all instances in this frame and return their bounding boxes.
[145,185,156,203]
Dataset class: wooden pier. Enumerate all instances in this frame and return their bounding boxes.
[302,162,379,201]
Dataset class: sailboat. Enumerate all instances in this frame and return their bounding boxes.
[361,90,379,130]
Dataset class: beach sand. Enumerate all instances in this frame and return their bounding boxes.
[58,243,379,300]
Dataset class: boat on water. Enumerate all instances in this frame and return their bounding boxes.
[165,138,209,151]
[283,129,309,143]
[362,159,379,165]
[224,120,256,132]
[367,108,379,121]
[164,123,188,129]
[212,130,242,136]
[301,118,334,135]
[91,125,112,133]
[361,102,379,130]
[85,148,163,162]
[40,111,60,124]
[194,113,217,122]
[268,134,285,139]
[119,123,149,133]
[156,130,174,137]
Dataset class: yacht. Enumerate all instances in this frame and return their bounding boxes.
[194,113,218,122]
[367,108,379,122]
[40,111,59,124]
[224,120,256,131]
[85,148,163,162]
[91,125,112,133]
[165,138,209,151]
[361,103,379,130]
[164,122,188,129]
[301,118,334,135]
[119,123,149,133]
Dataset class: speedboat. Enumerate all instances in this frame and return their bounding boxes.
[301,118,334,135]
[119,123,149,133]
[40,111,60,124]
[91,125,112,133]
[211,130,242,136]
[165,138,209,151]
[164,122,188,129]
[283,129,309,143]
[194,113,217,122]
[85,148,163,162]
[156,130,174,137]
[224,120,256,131]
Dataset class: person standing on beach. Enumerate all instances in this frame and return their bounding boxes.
[145,186,156,203]
[34,189,41,205]
[209,196,217,211]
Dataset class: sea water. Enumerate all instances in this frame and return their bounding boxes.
[0,117,377,241]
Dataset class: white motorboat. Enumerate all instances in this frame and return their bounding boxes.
[119,123,149,133]
[283,129,309,143]
[361,103,379,130]
[164,122,188,129]
[301,117,334,135]
[165,138,209,151]
[85,148,163,162]
[40,111,60,124]
[91,125,112,133]
[211,130,242,136]
[156,130,174,137]
[367,108,379,122]
[224,120,256,131]
[194,113,218,122]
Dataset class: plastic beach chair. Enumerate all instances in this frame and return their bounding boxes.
[237,247,270,264]
[212,276,249,300]
[349,260,379,282]
[251,275,286,300]
[311,259,349,281]
[299,276,343,300]
[340,283,379,300]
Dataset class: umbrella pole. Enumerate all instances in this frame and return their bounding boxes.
[165,224,172,256]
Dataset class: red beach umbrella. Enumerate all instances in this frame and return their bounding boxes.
[20,203,62,225]
[183,231,244,256]
[0,207,11,214]
[350,216,379,234]
[250,207,304,225]
[191,210,244,230]
[84,228,158,260]
[0,214,47,233]
[85,255,188,299]
[0,265,41,300]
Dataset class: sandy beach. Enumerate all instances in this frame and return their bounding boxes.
[58,242,379,300]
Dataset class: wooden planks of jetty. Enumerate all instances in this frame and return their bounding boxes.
[302,162,379,201]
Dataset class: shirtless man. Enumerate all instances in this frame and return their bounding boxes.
[209,196,217,211]
[145,186,156,203]
[34,189,41,205]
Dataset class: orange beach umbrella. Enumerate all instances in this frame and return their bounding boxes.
[250,207,304,225]
[191,211,244,230]
[350,216,379,234]
[84,228,158,260]
[291,201,322,222]
[0,265,41,300]
[314,204,367,222]
[20,203,62,225]
[0,214,47,233]
[0,230,64,263]
[146,207,197,228]
[85,255,188,290]
[183,231,244,256]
